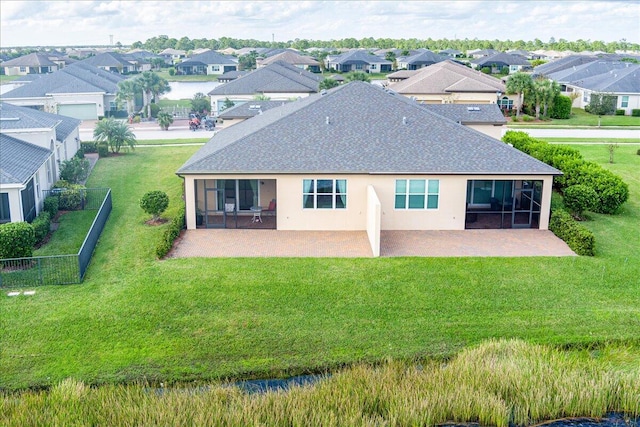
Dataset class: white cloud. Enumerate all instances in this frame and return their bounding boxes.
[1,0,638,47]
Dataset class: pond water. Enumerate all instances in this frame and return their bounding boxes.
[162,81,221,100]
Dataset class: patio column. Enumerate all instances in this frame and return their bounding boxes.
[184,177,196,230]
[539,176,554,230]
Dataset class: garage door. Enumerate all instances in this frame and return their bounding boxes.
[58,104,97,120]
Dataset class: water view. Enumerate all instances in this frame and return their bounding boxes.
[162,81,222,100]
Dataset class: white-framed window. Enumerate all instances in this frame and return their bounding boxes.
[19,66,26,72]
[583,91,590,103]
[303,179,347,209]
[212,65,220,72]
[395,179,439,209]
[621,96,629,108]
[0,193,10,223]
[370,63,377,70]
[355,63,363,70]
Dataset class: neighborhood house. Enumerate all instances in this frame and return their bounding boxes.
[177,82,560,256]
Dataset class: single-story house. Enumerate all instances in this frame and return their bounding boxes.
[397,50,447,70]
[217,100,291,128]
[207,61,321,116]
[388,60,515,107]
[439,49,463,58]
[177,82,560,256]
[531,55,599,78]
[421,103,507,139]
[0,103,81,223]
[217,70,250,83]
[1,52,59,76]
[565,63,640,114]
[0,62,124,120]
[386,70,418,83]
[327,50,393,73]
[471,53,532,74]
[175,51,238,75]
[257,51,321,73]
[468,49,500,59]
[159,48,186,65]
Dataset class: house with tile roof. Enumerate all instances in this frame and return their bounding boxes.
[327,50,393,73]
[1,52,59,76]
[0,103,81,223]
[471,53,532,74]
[207,61,321,116]
[257,51,321,72]
[387,60,515,107]
[177,82,559,255]
[175,51,238,75]
[1,62,125,120]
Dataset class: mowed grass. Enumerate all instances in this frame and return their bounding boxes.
[1,145,640,390]
[33,210,97,256]
[508,108,640,127]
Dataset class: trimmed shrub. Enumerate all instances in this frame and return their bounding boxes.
[140,190,169,221]
[156,208,185,258]
[32,211,51,244]
[81,141,97,153]
[550,94,572,119]
[150,103,160,119]
[480,67,491,74]
[59,156,90,184]
[168,68,175,76]
[548,209,595,256]
[615,109,625,116]
[0,221,35,259]
[563,185,597,219]
[632,109,640,117]
[522,114,534,122]
[97,143,109,158]
[52,181,86,211]
[637,149,640,156]
[43,196,59,219]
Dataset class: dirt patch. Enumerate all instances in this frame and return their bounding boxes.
[145,218,168,226]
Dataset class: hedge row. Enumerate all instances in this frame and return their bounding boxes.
[155,207,185,259]
[0,222,35,259]
[503,131,629,214]
[32,211,51,244]
[548,209,595,256]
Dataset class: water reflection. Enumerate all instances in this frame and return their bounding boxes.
[162,81,222,100]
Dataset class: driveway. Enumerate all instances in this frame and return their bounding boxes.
[169,229,575,258]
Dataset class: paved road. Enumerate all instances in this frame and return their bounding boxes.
[503,127,640,139]
[80,124,216,141]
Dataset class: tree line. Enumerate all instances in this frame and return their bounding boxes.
[131,35,639,54]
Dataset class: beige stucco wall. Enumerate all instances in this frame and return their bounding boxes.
[466,124,504,139]
[183,173,554,231]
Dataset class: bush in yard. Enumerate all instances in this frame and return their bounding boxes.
[81,141,97,153]
[97,143,109,158]
[550,94,572,119]
[563,185,597,220]
[53,181,86,210]
[0,221,35,259]
[31,211,51,244]
[43,195,59,219]
[156,207,185,258]
[548,209,595,256]
[157,111,174,130]
[632,109,640,117]
[615,109,625,116]
[140,190,169,221]
[59,156,90,184]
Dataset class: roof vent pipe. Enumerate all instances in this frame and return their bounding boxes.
[402,116,407,125]
[326,116,330,125]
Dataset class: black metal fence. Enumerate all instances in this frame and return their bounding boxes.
[0,188,112,288]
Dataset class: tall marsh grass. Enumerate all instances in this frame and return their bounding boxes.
[2,339,638,426]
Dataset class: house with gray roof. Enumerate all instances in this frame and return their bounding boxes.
[217,100,291,128]
[1,52,59,76]
[1,62,125,119]
[207,61,321,116]
[471,53,532,74]
[0,103,81,224]
[327,50,393,73]
[421,103,506,139]
[80,52,150,74]
[257,51,321,72]
[397,50,447,70]
[177,82,560,254]
[175,51,238,76]
[439,49,463,58]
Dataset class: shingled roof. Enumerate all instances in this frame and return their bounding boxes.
[1,52,57,67]
[208,61,321,96]
[0,102,81,141]
[569,64,640,93]
[421,103,507,125]
[389,60,505,94]
[218,100,291,119]
[471,52,531,67]
[330,50,393,65]
[0,134,52,185]
[258,51,320,67]
[1,62,124,98]
[178,82,558,176]
[179,51,238,66]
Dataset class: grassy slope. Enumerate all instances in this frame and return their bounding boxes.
[509,108,640,127]
[1,146,639,390]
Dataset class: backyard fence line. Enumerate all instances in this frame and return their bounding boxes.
[0,188,112,288]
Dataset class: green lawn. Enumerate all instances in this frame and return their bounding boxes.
[33,210,97,256]
[0,75,21,84]
[541,137,640,144]
[509,108,640,127]
[156,98,192,109]
[136,138,208,145]
[1,145,639,390]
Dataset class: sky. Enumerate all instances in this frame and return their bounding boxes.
[1,0,639,48]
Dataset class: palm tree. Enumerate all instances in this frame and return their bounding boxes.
[115,79,140,115]
[136,71,170,120]
[157,112,174,131]
[506,72,533,117]
[345,71,371,83]
[319,78,340,90]
[93,118,137,153]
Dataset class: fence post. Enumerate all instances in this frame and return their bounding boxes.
[38,257,43,286]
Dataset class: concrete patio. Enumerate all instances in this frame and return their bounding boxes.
[168,229,576,258]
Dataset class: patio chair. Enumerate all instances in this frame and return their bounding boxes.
[263,199,276,216]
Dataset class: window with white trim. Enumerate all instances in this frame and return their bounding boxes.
[621,96,629,108]
[303,179,347,209]
[0,193,10,223]
[212,65,220,72]
[395,179,439,209]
